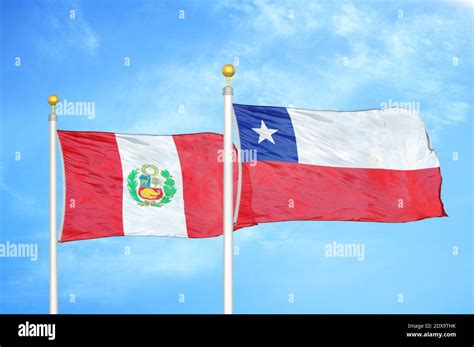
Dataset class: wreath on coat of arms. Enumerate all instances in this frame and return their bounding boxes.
[127,164,177,207]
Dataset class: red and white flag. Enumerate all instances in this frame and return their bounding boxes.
[233,104,447,223]
[58,105,447,242]
[58,131,255,242]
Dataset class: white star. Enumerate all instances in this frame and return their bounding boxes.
[252,120,278,144]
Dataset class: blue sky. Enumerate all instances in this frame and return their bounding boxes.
[0,0,473,313]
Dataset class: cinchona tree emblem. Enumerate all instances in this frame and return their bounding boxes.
[127,164,177,207]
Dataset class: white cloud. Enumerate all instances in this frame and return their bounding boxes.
[445,101,469,122]
[113,61,224,135]
[332,3,374,37]
[121,1,472,139]
[216,0,322,39]
[36,3,99,58]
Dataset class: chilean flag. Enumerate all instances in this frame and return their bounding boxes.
[57,131,255,242]
[233,104,447,223]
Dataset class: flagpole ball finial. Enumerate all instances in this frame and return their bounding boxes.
[222,64,235,86]
[222,64,235,78]
[48,94,60,113]
[48,94,59,106]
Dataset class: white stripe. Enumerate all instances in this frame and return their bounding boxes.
[116,134,188,237]
[287,107,440,170]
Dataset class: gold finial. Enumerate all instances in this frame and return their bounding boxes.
[222,64,235,87]
[48,94,60,113]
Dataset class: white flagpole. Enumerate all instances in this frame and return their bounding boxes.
[48,94,59,314]
[222,64,235,314]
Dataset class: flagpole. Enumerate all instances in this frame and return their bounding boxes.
[222,64,235,314]
[48,94,59,314]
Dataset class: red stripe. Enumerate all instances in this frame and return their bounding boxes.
[173,133,256,238]
[244,161,447,223]
[235,163,258,230]
[58,131,124,242]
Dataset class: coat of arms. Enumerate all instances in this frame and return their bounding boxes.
[127,164,177,207]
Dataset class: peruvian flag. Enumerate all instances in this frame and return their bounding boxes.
[57,131,255,242]
[233,104,447,223]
